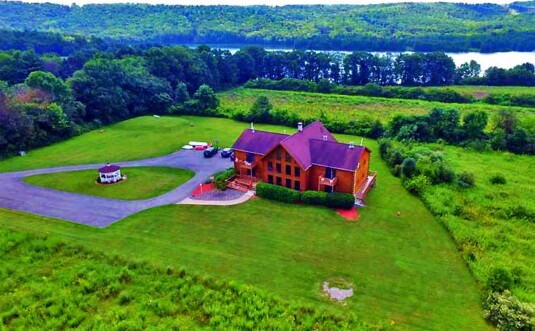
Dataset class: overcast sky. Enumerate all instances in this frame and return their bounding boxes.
[19,0,517,6]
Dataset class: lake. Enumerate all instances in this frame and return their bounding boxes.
[188,44,535,72]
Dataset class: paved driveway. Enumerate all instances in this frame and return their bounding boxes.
[0,151,232,227]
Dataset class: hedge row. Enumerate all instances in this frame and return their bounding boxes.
[255,182,301,204]
[256,182,355,209]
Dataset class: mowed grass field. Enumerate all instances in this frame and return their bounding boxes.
[218,88,535,128]
[0,116,491,329]
[23,167,194,200]
[0,116,285,172]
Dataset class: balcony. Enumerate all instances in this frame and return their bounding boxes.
[236,159,256,170]
[319,176,338,187]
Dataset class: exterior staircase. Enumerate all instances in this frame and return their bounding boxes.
[226,175,257,192]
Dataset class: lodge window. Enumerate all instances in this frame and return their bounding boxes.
[276,149,281,161]
[285,152,291,162]
[276,163,281,173]
[294,167,300,177]
[325,167,336,179]
[246,152,255,163]
[276,177,282,186]
[285,164,291,175]
[285,178,292,188]
[268,175,273,184]
[268,161,273,172]
[294,181,301,191]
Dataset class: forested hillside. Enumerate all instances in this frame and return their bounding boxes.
[2,1,535,52]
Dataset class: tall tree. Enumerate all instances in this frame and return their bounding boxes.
[248,96,273,123]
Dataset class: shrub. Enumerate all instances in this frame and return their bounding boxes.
[389,149,405,167]
[483,290,535,330]
[213,168,236,191]
[487,266,513,292]
[378,138,392,159]
[325,192,355,210]
[434,163,456,184]
[403,175,430,196]
[490,173,507,185]
[458,171,475,188]
[401,157,416,178]
[255,182,300,204]
[301,191,327,205]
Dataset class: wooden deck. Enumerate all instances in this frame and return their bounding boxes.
[226,175,258,192]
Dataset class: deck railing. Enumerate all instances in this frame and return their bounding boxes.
[319,176,338,186]
[236,159,256,169]
[356,171,377,201]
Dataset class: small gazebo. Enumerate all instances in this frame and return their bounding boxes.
[98,163,122,184]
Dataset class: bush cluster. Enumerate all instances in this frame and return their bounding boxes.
[378,138,458,195]
[483,290,535,331]
[486,266,514,293]
[213,168,236,191]
[256,183,355,209]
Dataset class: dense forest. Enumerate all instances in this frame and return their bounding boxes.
[2,1,535,52]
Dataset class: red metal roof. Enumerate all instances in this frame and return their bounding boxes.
[98,164,121,173]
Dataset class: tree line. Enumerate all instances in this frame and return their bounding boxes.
[2,2,535,52]
[0,46,225,157]
[1,44,534,158]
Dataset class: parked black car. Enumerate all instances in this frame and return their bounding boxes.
[203,147,218,158]
[220,148,234,158]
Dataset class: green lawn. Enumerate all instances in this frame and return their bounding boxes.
[219,87,535,128]
[0,116,490,329]
[0,116,288,173]
[23,167,194,200]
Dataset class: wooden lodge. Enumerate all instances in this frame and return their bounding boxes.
[230,121,376,201]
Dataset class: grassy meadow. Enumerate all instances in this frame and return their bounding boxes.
[433,86,535,99]
[0,229,368,330]
[23,167,194,200]
[0,116,490,329]
[418,144,535,304]
[219,88,535,128]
